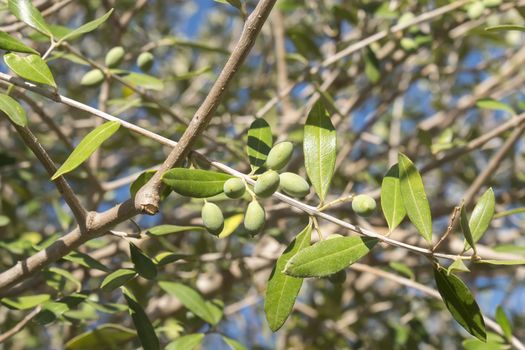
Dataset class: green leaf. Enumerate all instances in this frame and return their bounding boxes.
[162,168,232,198]
[218,213,244,238]
[398,153,433,243]
[284,236,377,278]
[129,243,157,280]
[147,224,205,236]
[123,288,159,350]
[65,324,136,350]
[485,24,525,32]
[246,118,273,169]
[4,53,56,87]
[154,253,192,266]
[364,47,380,83]
[0,215,10,227]
[1,294,50,310]
[447,259,470,274]
[222,336,248,350]
[130,170,171,200]
[477,259,525,265]
[0,93,27,126]
[158,281,218,324]
[476,98,515,115]
[111,70,164,91]
[8,0,52,37]
[52,121,120,179]
[460,205,476,254]
[165,334,205,350]
[433,266,486,341]
[304,101,336,203]
[381,164,406,232]
[466,188,495,250]
[0,31,38,54]
[265,223,311,331]
[389,262,414,279]
[214,0,243,11]
[205,299,223,325]
[63,251,110,272]
[100,269,136,292]
[495,306,512,341]
[47,266,81,292]
[59,9,114,43]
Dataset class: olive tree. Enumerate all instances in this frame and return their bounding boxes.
[0,0,525,349]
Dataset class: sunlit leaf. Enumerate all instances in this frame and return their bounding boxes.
[485,24,525,32]
[476,98,515,115]
[433,266,486,341]
[100,269,136,292]
[52,121,121,179]
[460,205,476,254]
[447,259,470,274]
[8,0,52,37]
[64,324,136,350]
[0,30,38,54]
[2,294,50,310]
[398,153,433,243]
[165,334,205,350]
[59,9,114,42]
[466,188,495,250]
[158,281,218,324]
[4,53,56,87]
[218,213,244,238]
[284,236,377,278]
[63,251,110,272]
[304,101,336,203]
[389,262,414,279]
[111,70,164,91]
[222,336,248,350]
[495,306,512,341]
[162,168,232,198]
[477,259,525,265]
[265,223,311,331]
[0,94,27,126]
[381,164,406,231]
[147,224,205,236]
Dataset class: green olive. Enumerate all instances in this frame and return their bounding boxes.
[223,178,245,198]
[137,52,154,72]
[201,202,224,235]
[265,141,293,170]
[105,46,125,68]
[244,200,265,235]
[352,194,377,217]
[81,69,104,87]
[254,170,280,198]
[279,172,310,198]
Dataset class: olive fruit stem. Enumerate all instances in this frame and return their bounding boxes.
[318,194,354,211]
[311,216,323,241]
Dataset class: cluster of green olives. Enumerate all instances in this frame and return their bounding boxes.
[201,141,311,236]
[80,46,155,86]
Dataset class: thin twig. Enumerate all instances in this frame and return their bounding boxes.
[0,306,42,344]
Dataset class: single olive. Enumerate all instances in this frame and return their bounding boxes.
[223,177,246,198]
[279,172,310,198]
[201,202,224,235]
[254,170,280,198]
[265,141,293,170]
[81,69,104,86]
[105,46,125,68]
[352,194,377,217]
[137,52,154,72]
[244,200,265,235]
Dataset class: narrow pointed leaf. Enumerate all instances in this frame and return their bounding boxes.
[123,288,159,350]
[64,251,110,272]
[52,121,120,179]
[64,324,136,350]
[477,259,525,265]
[447,259,470,274]
[381,164,406,231]
[162,168,232,198]
[246,118,273,169]
[466,188,495,250]
[130,243,157,280]
[111,70,164,91]
[2,294,50,310]
[265,223,311,331]
[495,306,512,341]
[398,153,433,242]
[460,205,476,254]
[166,334,205,350]
[485,24,525,32]
[222,336,248,350]
[304,101,336,202]
[100,269,136,292]
[433,266,486,341]
[8,0,52,37]
[0,31,38,54]
[130,170,171,200]
[4,53,56,87]
[59,9,114,42]
[147,224,205,236]
[0,94,27,126]
[284,236,377,278]
[476,98,515,115]
[158,281,218,325]
[218,213,244,238]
